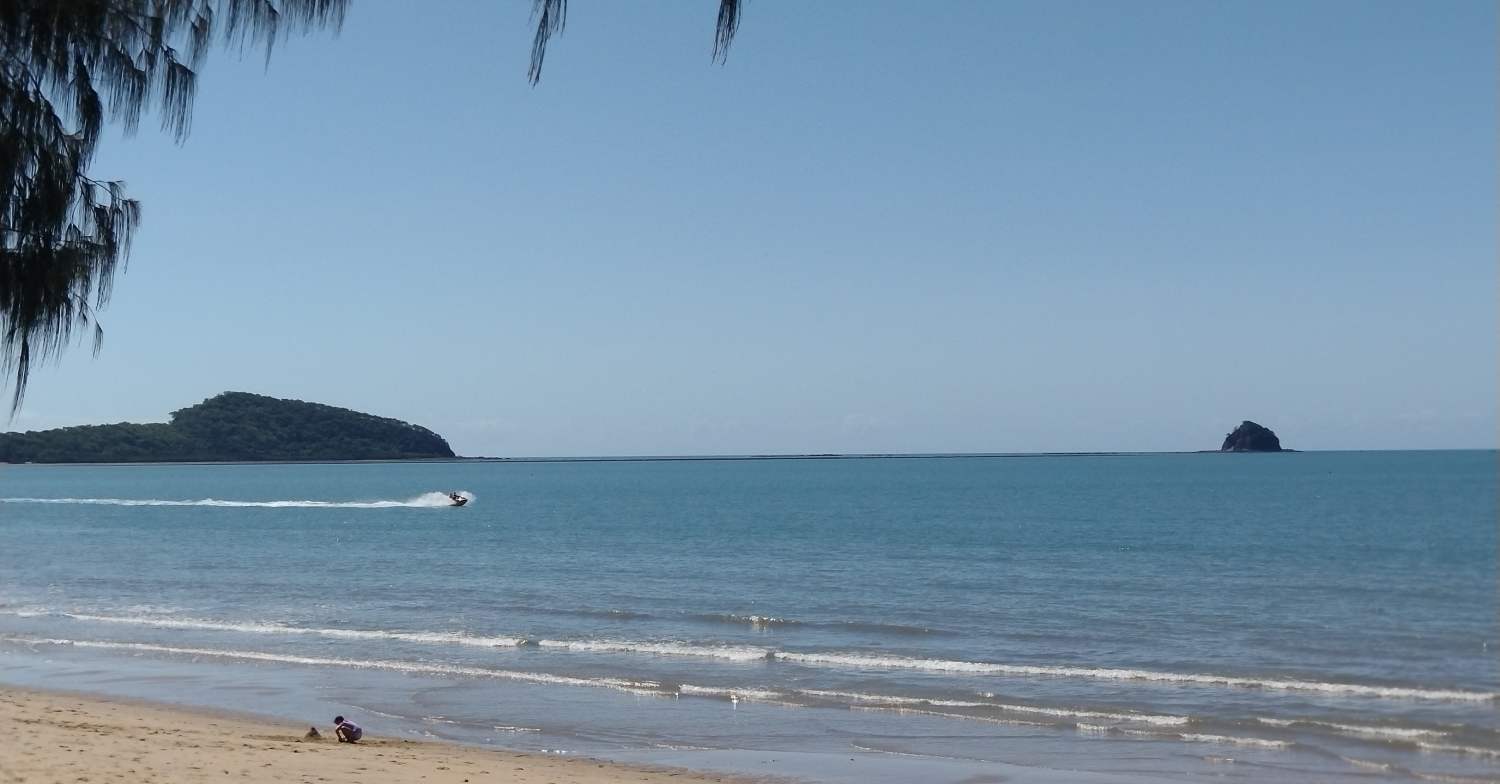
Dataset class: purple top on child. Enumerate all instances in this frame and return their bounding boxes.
[333,716,363,742]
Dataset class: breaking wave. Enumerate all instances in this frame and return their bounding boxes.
[7,612,522,647]
[7,634,1496,761]
[1177,733,1293,750]
[689,613,798,629]
[803,689,1190,726]
[0,491,474,508]
[1078,725,1292,749]
[848,704,1053,728]
[677,684,789,703]
[6,610,1490,703]
[1256,717,1452,742]
[536,639,771,662]
[7,637,664,696]
[771,652,1496,702]
[687,613,949,636]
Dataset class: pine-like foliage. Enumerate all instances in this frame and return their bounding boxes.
[2,0,741,410]
[0,0,347,409]
[527,0,741,84]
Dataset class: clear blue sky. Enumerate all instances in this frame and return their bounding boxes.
[10,1,1496,455]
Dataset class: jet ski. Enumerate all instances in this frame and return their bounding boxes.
[448,492,468,507]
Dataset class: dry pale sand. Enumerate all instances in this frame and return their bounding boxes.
[0,687,766,784]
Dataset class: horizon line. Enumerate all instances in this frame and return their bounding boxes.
[5,447,1497,469]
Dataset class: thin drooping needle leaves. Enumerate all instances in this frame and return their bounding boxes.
[527,0,743,85]
[2,1,744,411]
[0,0,347,411]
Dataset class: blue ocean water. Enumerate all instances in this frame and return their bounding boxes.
[0,452,1494,783]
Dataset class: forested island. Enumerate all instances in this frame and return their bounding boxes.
[0,392,455,463]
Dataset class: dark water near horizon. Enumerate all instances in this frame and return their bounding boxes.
[0,452,1494,783]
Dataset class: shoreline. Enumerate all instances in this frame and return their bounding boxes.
[0,684,766,784]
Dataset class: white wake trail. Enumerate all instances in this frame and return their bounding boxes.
[0,491,474,509]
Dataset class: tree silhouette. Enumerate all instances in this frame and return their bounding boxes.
[0,0,348,410]
[527,0,741,84]
[1,0,742,411]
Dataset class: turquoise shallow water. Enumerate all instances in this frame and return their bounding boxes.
[0,452,1495,782]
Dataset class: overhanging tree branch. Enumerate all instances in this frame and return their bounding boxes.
[0,0,347,412]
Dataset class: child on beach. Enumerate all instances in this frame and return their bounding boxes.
[333,716,363,743]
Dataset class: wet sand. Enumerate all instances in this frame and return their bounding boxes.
[0,686,763,784]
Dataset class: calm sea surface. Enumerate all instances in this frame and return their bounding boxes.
[0,452,1494,783]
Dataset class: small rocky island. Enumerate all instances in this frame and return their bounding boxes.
[0,392,455,463]
[1220,420,1286,452]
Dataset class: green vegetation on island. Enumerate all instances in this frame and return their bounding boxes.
[0,392,455,463]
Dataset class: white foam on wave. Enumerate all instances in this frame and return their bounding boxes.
[847,743,939,759]
[849,705,1053,728]
[1339,756,1396,772]
[1411,770,1500,784]
[1256,717,1450,742]
[1414,742,1500,759]
[773,652,1494,702]
[676,684,785,702]
[535,639,771,662]
[7,610,1485,705]
[1095,726,1292,750]
[798,689,1190,726]
[800,689,989,709]
[1178,733,1292,750]
[711,614,792,628]
[1008,703,1190,727]
[0,491,473,509]
[10,612,524,648]
[15,633,1489,758]
[9,637,662,696]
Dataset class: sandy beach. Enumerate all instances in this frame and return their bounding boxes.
[0,687,760,784]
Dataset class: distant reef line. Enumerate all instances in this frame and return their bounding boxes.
[13,450,1491,468]
[3,450,1235,467]
[5,406,1317,465]
[458,450,1304,463]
